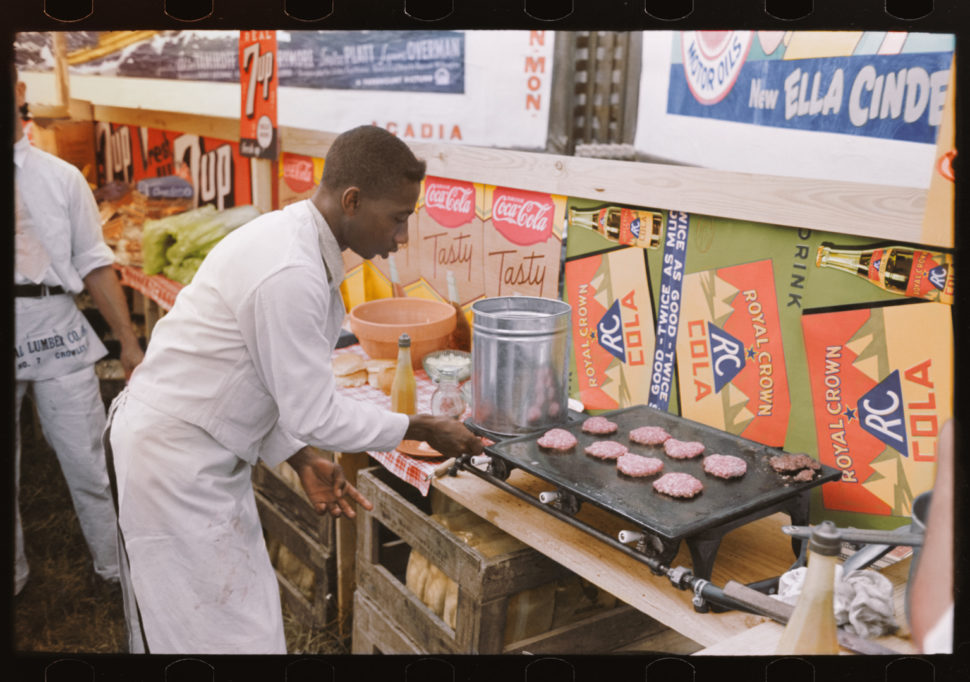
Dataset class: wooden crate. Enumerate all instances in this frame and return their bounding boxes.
[354,466,663,654]
[255,489,336,629]
[352,589,424,654]
[252,460,333,549]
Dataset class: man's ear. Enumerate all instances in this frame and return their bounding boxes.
[340,187,361,215]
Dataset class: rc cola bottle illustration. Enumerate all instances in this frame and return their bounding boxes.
[815,242,953,304]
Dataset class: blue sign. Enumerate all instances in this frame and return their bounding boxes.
[648,211,690,411]
[668,52,952,144]
[857,370,909,455]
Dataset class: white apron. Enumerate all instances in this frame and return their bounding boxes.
[15,294,107,381]
[107,390,286,654]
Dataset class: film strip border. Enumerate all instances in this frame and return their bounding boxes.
[6,1,967,681]
[10,1,966,28]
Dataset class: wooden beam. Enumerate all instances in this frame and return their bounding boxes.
[91,104,240,141]
[282,126,926,243]
[90,105,930,244]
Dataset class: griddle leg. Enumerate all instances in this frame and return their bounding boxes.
[686,535,722,583]
[784,493,811,567]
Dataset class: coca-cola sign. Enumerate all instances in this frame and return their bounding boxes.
[282,152,315,194]
[490,187,555,246]
[424,176,475,228]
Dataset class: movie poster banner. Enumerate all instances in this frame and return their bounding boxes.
[669,31,954,144]
[801,302,952,529]
[94,120,253,210]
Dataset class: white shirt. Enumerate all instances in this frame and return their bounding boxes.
[127,199,409,467]
[13,136,114,290]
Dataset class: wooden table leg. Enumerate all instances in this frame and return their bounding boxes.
[335,451,370,638]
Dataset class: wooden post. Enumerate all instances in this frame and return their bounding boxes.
[335,451,370,637]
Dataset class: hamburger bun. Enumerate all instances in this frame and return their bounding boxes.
[332,354,365,377]
[335,369,368,388]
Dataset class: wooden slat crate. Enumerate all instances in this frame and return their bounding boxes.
[352,589,424,654]
[354,466,663,654]
[255,489,336,629]
[252,460,333,549]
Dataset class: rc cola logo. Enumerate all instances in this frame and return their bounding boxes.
[928,264,948,291]
[707,322,746,393]
[596,299,626,362]
[681,31,754,105]
[424,176,475,228]
[630,217,641,239]
[856,370,909,456]
[491,187,556,246]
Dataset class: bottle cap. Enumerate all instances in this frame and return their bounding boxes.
[808,520,842,556]
[398,333,411,347]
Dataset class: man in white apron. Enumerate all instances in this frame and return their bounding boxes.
[13,76,145,596]
[107,125,484,654]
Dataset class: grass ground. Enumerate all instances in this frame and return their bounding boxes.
[12,394,349,655]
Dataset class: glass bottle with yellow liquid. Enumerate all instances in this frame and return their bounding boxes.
[775,520,842,655]
[390,333,417,415]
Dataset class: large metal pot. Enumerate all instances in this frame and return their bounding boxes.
[470,296,571,436]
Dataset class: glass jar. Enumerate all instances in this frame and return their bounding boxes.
[430,368,466,420]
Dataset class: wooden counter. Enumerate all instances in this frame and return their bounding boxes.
[432,467,916,655]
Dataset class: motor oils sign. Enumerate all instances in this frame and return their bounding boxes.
[801,302,952,526]
[239,31,278,160]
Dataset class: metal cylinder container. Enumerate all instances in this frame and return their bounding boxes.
[470,296,572,436]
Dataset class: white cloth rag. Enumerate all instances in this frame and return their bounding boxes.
[774,565,898,638]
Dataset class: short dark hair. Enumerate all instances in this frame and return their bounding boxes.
[321,125,426,197]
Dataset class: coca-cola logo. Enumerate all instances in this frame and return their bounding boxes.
[490,188,555,246]
[282,153,315,194]
[424,176,475,227]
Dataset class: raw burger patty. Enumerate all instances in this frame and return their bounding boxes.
[663,438,706,459]
[629,426,671,445]
[702,454,747,479]
[584,440,628,460]
[792,468,816,482]
[652,472,704,499]
[537,428,578,451]
[582,416,618,435]
[616,453,664,477]
[769,453,821,473]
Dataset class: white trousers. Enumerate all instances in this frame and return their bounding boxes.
[15,366,120,594]
[107,390,286,654]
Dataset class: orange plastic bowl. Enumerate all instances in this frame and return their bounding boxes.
[348,297,457,368]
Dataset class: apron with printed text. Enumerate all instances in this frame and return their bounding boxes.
[15,295,108,381]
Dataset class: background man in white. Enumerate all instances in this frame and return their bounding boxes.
[13,74,144,596]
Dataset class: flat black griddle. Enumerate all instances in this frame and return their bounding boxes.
[476,404,840,582]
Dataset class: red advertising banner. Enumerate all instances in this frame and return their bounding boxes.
[239,30,278,160]
[95,121,253,210]
[801,302,952,524]
[675,259,791,447]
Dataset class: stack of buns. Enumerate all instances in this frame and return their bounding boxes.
[333,354,368,388]
[333,354,398,393]
[365,358,397,394]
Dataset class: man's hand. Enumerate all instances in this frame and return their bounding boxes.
[287,446,374,518]
[405,414,484,459]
